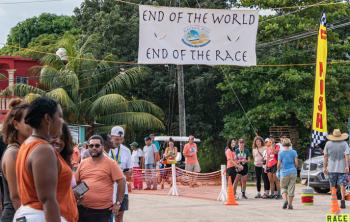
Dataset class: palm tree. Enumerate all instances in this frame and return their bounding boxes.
[2,34,164,132]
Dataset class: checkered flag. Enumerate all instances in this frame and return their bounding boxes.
[311,130,327,148]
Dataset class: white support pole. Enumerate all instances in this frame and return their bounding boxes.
[168,164,179,196]
[217,165,227,202]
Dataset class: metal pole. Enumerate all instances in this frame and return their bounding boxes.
[177,65,186,151]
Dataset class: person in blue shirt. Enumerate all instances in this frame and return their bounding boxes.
[277,138,298,210]
[150,134,161,152]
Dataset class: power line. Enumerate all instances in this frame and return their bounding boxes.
[0,0,63,4]
[257,21,350,49]
[114,0,348,10]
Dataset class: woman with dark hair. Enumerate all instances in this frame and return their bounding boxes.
[225,139,242,186]
[1,99,32,222]
[50,123,74,167]
[14,97,78,222]
[252,136,269,199]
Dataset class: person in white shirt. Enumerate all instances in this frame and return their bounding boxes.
[130,142,143,189]
[109,126,132,222]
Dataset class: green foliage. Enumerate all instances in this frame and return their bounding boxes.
[198,137,226,172]
[218,1,350,158]
[1,35,165,133]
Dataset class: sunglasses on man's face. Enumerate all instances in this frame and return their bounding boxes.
[88,144,101,148]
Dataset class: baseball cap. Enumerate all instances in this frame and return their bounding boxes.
[111,126,125,137]
[144,136,151,141]
[130,142,139,147]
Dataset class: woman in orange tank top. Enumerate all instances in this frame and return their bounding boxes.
[14,97,78,222]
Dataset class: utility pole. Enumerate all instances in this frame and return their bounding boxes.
[177,65,186,140]
[174,0,186,151]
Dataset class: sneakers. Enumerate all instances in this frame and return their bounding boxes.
[282,201,288,209]
[275,194,282,199]
[242,192,248,199]
[254,193,261,198]
[288,205,293,210]
[340,200,346,209]
[262,193,269,199]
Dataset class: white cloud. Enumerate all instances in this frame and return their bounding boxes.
[0,0,84,46]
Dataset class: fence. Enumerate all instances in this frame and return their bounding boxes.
[131,164,227,201]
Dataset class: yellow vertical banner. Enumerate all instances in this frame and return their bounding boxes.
[311,13,328,148]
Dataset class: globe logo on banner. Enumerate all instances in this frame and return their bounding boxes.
[182,26,211,48]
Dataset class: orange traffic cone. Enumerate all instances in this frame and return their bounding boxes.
[330,187,341,214]
[225,177,238,206]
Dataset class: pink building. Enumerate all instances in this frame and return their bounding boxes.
[0,56,40,122]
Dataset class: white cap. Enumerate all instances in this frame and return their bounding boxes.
[111,126,125,137]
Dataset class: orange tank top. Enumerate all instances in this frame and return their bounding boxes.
[16,139,78,222]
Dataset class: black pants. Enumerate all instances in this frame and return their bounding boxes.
[255,166,270,192]
[78,205,112,222]
[226,167,237,185]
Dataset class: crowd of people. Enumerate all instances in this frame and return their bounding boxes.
[0,96,348,222]
[0,97,202,222]
[225,130,350,210]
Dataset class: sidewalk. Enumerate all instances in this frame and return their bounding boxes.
[126,185,344,222]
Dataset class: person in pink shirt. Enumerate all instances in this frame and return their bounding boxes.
[265,138,281,199]
[183,135,200,187]
[225,139,242,185]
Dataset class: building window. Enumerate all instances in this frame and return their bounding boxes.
[16,76,28,84]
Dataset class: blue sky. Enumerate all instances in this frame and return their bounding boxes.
[0,0,83,47]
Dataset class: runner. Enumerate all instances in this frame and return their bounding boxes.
[234,138,250,199]
[225,139,241,186]
[277,138,298,210]
[252,136,269,198]
[130,142,143,190]
[14,97,78,222]
[142,136,160,190]
[265,138,281,199]
[109,126,132,222]
[1,99,31,222]
[75,135,125,222]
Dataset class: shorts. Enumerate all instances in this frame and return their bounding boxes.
[280,174,297,197]
[329,173,347,187]
[185,163,201,173]
[236,164,248,176]
[266,165,277,174]
[119,194,129,212]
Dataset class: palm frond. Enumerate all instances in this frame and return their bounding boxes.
[24,93,42,103]
[40,66,60,88]
[98,66,151,95]
[79,34,101,55]
[57,34,77,58]
[57,69,79,100]
[0,73,6,80]
[27,65,42,77]
[46,88,77,113]
[97,112,165,131]
[40,54,65,69]
[126,100,164,119]
[0,84,45,97]
[88,94,127,116]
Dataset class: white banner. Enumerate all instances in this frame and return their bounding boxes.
[138,5,258,66]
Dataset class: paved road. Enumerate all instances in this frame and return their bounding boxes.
[125,185,348,222]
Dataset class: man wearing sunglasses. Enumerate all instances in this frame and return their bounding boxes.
[75,135,125,222]
[108,126,132,222]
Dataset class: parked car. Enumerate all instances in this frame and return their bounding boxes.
[300,151,350,199]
